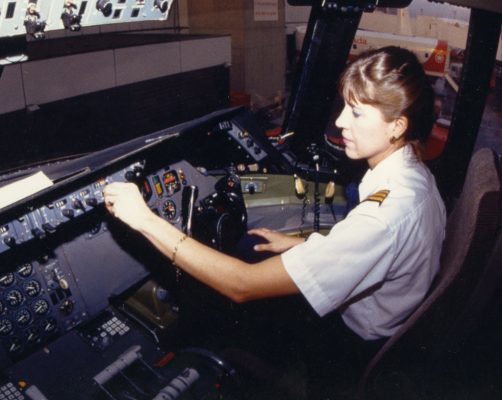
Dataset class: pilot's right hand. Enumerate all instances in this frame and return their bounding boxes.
[103,182,156,232]
[248,228,306,254]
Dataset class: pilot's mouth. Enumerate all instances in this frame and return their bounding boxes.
[325,134,346,149]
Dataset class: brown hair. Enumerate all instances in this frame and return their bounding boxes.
[340,46,434,154]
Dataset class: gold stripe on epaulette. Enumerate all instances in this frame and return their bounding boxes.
[363,189,390,205]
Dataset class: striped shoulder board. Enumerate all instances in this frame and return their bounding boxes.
[362,190,390,206]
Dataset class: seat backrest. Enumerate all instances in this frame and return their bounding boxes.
[357,147,502,400]
[449,224,502,352]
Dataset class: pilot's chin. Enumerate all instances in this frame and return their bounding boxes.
[343,147,358,160]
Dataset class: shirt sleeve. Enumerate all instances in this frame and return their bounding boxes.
[281,210,396,316]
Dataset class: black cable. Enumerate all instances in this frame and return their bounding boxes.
[300,183,309,237]
[313,157,321,232]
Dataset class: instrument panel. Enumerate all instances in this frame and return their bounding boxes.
[0,255,86,363]
[0,162,145,255]
[0,161,148,364]
[144,168,186,222]
[0,154,247,365]
[0,108,278,400]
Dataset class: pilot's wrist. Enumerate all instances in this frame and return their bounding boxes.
[134,209,159,232]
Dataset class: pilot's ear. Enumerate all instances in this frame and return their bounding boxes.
[390,116,408,139]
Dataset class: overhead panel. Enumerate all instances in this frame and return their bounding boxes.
[0,0,175,38]
[442,0,502,14]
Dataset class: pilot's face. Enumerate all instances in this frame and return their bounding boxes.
[335,100,396,169]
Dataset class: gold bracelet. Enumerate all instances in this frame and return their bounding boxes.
[172,234,188,266]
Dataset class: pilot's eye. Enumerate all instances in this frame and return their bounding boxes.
[351,109,361,118]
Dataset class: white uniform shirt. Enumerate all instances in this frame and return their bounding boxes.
[281,145,446,340]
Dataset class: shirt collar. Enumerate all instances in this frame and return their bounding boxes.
[359,144,416,200]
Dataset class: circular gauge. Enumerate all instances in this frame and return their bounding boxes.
[5,289,24,307]
[15,309,32,326]
[25,327,41,344]
[163,171,180,196]
[0,319,13,335]
[16,263,33,278]
[42,317,57,333]
[24,280,42,297]
[8,338,22,353]
[32,299,49,316]
[0,273,15,287]
[162,200,177,220]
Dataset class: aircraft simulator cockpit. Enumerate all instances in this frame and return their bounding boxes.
[0,0,501,399]
[0,106,307,400]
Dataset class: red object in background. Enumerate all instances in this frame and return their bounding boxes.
[269,121,447,160]
[326,134,345,148]
[423,39,449,76]
[265,126,281,138]
[230,91,251,107]
[325,122,448,161]
[154,351,176,367]
[424,121,449,160]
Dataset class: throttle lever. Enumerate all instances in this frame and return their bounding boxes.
[181,185,198,237]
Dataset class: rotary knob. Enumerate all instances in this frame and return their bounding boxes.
[59,299,74,315]
[3,236,16,247]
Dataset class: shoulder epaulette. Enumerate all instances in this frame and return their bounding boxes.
[362,189,390,206]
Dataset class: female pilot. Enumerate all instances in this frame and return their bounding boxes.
[103,46,446,345]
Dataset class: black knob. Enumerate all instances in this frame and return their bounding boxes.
[59,299,74,315]
[125,171,135,182]
[86,198,98,207]
[31,228,46,240]
[42,223,56,234]
[96,0,112,16]
[3,236,16,247]
[154,0,169,12]
[133,167,143,179]
[62,209,75,218]
[73,199,84,210]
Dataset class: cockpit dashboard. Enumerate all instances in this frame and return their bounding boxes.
[0,106,344,399]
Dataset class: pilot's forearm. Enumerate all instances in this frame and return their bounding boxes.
[137,213,299,302]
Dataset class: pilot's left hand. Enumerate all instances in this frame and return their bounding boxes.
[248,228,305,253]
[103,182,154,231]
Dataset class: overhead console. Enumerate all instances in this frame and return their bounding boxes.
[0,0,175,40]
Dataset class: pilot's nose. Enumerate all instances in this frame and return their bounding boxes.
[335,105,350,129]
